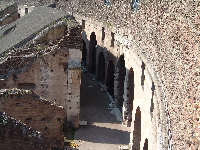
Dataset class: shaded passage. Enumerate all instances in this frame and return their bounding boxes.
[106,61,115,97]
[75,72,130,150]
[97,52,105,82]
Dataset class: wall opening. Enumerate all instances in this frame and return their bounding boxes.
[89,32,97,73]
[82,40,87,67]
[97,52,105,82]
[115,55,126,111]
[141,62,145,89]
[106,61,115,97]
[82,20,85,29]
[132,106,141,150]
[127,67,134,127]
[102,27,105,41]
[150,82,155,119]
[143,138,148,150]
[111,32,115,47]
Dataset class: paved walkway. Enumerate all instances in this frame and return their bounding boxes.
[74,73,130,150]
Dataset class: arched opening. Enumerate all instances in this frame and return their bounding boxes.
[91,47,96,74]
[89,32,97,74]
[115,55,126,111]
[132,106,141,150]
[141,61,145,89]
[97,52,105,82]
[81,40,87,67]
[143,138,148,150]
[106,61,115,97]
[127,67,134,127]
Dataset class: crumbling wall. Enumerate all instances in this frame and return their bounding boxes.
[0,89,65,149]
[0,2,19,26]
[0,112,50,150]
[67,0,199,149]
[0,18,82,125]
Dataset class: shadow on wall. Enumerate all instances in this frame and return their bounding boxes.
[80,25,155,149]
[80,71,121,124]
[75,125,130,145]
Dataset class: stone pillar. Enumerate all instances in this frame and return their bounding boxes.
[67,48,81,128]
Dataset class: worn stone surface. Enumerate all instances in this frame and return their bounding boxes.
[0,0,199,149]
[0,5,82,150]
[0,1,19,26]
[0,88,65,149]
[0,112,50,150]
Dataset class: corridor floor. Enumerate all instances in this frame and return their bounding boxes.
[74,72,130,150]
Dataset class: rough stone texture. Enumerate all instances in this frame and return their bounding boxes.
[0,11,82,126]
[0,112,50,150]
[0,0,199,149]
[67,48,81,128]
[68,1,199,149]
[0,1,19,26]
[0,88,65,149]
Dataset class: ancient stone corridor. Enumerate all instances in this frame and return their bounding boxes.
[74,72,130,150]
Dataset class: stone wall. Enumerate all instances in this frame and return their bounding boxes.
[76,17,166,149]
[0,17,82,127]
[0,2,19,26]
[0,88,65,149]
[64,0,199,149]
[0,112,50,150]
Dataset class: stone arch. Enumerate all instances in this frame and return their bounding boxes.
[114,54,126,111]
[143,138,148,150]
[88,32,97,74]
[97,52,105,83]
[106,60,115,97]
[132,106,141,150]
[127,67,134,127]
[81,40,87,66]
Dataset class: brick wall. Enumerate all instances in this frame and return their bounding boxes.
[0,89,65,149]
[0,112,50,150]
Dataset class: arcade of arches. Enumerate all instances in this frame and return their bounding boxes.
[80,19,169,149]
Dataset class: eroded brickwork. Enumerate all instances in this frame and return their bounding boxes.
[0,112,50,150]
[0,2,19,26]
[0,89,65,149]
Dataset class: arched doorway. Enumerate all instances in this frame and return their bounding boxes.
[106,61,115,97]
[89,32,97,74]
[132,106,141,150]
[97,52,105,82]
[115,55,126,111]
[143,139,148,150]
[81,40,87,66]
[91,47,96,74]
[127,67,134,127]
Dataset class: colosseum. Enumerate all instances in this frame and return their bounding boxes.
[0,0,199,150]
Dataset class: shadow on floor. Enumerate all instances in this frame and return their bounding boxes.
[75,124,130,145]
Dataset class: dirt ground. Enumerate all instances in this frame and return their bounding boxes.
[74,72,130,150]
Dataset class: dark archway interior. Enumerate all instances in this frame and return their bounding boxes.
[143,139,148,150]
[106,61,115,97]
[91,47,96,74]
[82,40,87,66]
[97,52,105,82]
[89,32,97,74]
[115,55,126,110]
[127,67,134,127]
[132,107,141,150]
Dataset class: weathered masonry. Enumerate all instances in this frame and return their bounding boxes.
[0,111,49,150]
[0,6,82,127]
[0,1,19,26]
[68,0,199,149]
[0,89,65,149]
[0,5,82,149]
